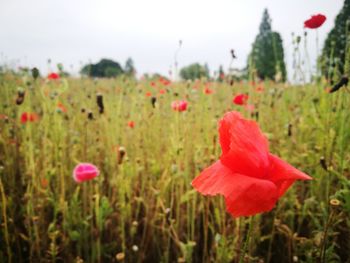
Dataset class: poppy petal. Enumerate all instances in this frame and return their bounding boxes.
[192,160,278,217]
[268,154,312,197]
[219,111,269,179]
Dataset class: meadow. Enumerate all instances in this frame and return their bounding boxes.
[0,72,349,263]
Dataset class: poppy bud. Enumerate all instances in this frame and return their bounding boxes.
[87,111,94,120]
[16,88,25,105]
[31,67,40,80]
[230,79,234,86]
[96,93,104,114]
[230,49,236,59]
[118,146,126,164]
[288,123,292,137]
[320,156,327,171]
[330,76,348,93]
[151,96,157,108]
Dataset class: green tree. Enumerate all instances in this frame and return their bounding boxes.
[248,9,287,82]
[321,0,350,80]
[179,63,210,80]
[81,59,124,78]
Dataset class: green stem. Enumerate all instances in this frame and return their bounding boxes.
[239,216,254,263]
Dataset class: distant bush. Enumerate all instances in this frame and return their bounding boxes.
[81,59,124,78]
[180,63,209,80]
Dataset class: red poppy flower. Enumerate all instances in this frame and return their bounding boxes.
[204,87,213,95]
[145,92,152,97]
[20,112,39,124]
[256,85,264,93]
[128,121,135,128]
[159,89,166,95]
[171,100,188,112]
[304,14,326,29]
[233,94,249,105]
[57,102,67,113]
[192,111,311,217]
[47,73,60,80]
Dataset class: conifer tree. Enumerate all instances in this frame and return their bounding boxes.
[321,0,350,80]
[248,9,287,82]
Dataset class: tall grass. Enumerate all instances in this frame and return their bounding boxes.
[0,73,349,262]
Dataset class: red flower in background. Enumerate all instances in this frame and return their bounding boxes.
[304,14,326,29]
[159,89,166,95]
[57,102,67,113]
[20,112,39,124]
[233,94,249,105]
[192,111,311,217]
[171,100,188,112]
[145,92,152,97]
[128,121,135,128]
[47,73,60,80]
[204,87,213,95]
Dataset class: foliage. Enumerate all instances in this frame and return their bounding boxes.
[81,59,124,78]
[180,63,210,80]
[248,9,287,82]
[321,0,350,81]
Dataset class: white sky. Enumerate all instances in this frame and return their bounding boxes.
[0,0,344,79]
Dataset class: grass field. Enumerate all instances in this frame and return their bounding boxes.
[0,72,349,262]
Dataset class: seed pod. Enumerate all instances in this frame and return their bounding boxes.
[31,67,40,80]
[151,96,157,108]
[330,76,348,93]
[87,111,94,120]
[288,123,292,137]
[230,49,236,59]
[96,93,104,114]
[16,88,25,105]
[320,156,327,171]
[118,146,126,164]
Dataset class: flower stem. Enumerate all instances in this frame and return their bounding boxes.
[239,216,254,263]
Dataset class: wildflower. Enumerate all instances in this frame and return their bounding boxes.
[47,72,60,80]
[128,121,135,128]
[233,94,249,105]
[145,92,152,97]
[159,89,166,95]
[73,163,100,183]
[329,199,340,207]
[171,100,188,112]
[57,102,67,113]
[304,14,326,29]
[192,111,312,217]
[116,253,125,261]
[20,112,39,124]
[204,87,213,94]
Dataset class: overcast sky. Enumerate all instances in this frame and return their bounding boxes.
[0,0,344,79]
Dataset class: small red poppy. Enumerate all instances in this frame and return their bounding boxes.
[204,87,213,95]
[233,94,249,105]
[57,102,67,113]
[47,73,60,80]
[171,100,188,112]
[304,14,326,29]
[20,112,39,124]
[128,121,135,128]
[159,89,166,95]
[145,92,152,97]
[192,111,312,217]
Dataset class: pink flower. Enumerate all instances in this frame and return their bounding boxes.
[171,100,188,112]
[73,163,100,183]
